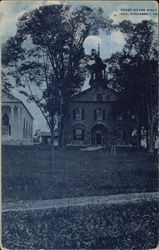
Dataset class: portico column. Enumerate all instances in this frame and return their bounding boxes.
[17,106,21,140]
[10,106,14,139]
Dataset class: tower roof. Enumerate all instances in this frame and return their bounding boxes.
[90,44,106,71]
[89,45,107,86]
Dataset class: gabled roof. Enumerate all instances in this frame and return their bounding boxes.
[71,87,92,98]
[71,86,119,100]
[2,92,34,120]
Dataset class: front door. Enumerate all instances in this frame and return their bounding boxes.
[96,133,102,145]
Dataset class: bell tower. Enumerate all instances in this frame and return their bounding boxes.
[89,44,107,87]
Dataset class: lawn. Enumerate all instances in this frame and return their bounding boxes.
[2,201,158,249]
[2,145,158,249]
[2,145,158,202]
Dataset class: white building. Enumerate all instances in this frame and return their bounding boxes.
[2,93,34,145]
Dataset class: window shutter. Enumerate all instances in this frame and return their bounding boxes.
[102,109,105,120]
[82,109,84,120]
[94,110,97,120]
[73,109,76,120]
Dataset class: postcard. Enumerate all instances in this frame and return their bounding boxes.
[0,0,158,249]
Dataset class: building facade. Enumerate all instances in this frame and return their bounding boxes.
[65,53,136,147]
[2,93,34,145]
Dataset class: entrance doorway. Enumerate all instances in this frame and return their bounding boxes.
[91,124,107,146]
[96,133,102,145]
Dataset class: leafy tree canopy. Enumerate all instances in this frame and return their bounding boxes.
[2,4,113,147]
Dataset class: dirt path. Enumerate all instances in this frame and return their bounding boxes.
[2,192,158,213]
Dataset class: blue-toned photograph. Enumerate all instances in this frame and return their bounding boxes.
[1,1,158,249]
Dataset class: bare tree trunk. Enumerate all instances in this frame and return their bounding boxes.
[147,104,156,153]
[58,114,67,148]
[58,119,63,148]
[136,109,141,149]
[148,128,154,153]
[137,126,141,149]
[148,119,156,153]
[58,125,66,148]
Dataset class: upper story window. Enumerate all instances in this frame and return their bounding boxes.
[96,94,103,102]
[94,108,105,121]
[73,108,84,121]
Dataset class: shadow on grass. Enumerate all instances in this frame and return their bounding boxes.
[2,145,158,202]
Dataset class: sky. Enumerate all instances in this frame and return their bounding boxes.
[0,1,158,132]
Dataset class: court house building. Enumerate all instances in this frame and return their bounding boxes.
[2,93,34,145]
[65,52,136,147]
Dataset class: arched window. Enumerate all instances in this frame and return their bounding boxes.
[2,114,10,136]
[73,128,85,140]
[114,128,126,140]
[2,113,9,126]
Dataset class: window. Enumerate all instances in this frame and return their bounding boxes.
[2,114,10,136]
[94,109,105,121]
[97,109,103,121]
[2,126,9,136]
[73,129,85,140]
[114,128,126,140]
[96,94,103,101]
[73,108,84,121]
[76,109,81,121]
[2,113,9,126]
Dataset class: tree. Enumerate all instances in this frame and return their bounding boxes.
[2,4,112,166]
[107,20,158,151]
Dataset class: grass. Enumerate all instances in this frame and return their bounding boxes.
[2,145,158,202]
[2,145,158,249]
[2,201,158,249]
